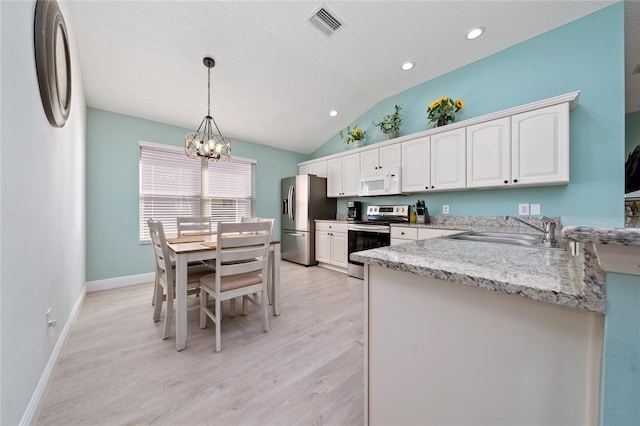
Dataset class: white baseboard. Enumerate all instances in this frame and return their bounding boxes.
[86,272,154,293]
[19,286,86,426]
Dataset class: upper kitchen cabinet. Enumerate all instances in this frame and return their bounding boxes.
[430,127,466,191]
[511,103,569,186]
[298,159,327,177]
[466,117,511,188]
[327,153,360,197]
[360,144,401,175]
[401,136,430,193]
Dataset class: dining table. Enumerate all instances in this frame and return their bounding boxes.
[166,233,281,351]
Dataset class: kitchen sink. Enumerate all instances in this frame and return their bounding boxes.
[448,231,543,247]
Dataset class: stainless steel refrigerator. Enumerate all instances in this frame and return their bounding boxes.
[281,175,336,265]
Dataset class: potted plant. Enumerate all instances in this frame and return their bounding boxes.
[427,96,464,127]
[339,124,366,147]
[373,104,403,139]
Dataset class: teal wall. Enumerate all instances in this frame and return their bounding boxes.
[86,108,307,281]
[600,272,640,426]
[310,4,625,226]
[626,111,640,158]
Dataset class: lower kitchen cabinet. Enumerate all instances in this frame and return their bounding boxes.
[391,226,461,245]
[315,221,348,269]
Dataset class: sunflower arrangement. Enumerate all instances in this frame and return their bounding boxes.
[427,96,464,127]
[339,124,366,144]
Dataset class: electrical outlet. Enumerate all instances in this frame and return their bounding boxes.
[518,203,530,215]
[443,205,449,214]
[530,204,541,215]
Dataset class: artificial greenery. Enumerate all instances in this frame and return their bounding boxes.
[427,96,464,127]
[373,104,403,135]
[339,124,366,144]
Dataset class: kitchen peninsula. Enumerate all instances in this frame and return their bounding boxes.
[352,219,614,426]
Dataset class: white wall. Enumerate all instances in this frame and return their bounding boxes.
[0,1,86,424]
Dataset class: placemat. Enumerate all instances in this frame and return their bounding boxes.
[166,236,205,244]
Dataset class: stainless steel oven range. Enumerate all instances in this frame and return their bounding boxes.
[347,205,410,279]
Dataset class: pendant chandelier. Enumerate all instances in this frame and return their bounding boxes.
[185,57,231,161]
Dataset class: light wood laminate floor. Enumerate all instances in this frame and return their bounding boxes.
[37,262,364,425]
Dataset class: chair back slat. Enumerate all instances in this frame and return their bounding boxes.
[177,216,211,236]
[219,259,266,276]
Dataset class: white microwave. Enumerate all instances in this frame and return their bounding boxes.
[358,167,402,196]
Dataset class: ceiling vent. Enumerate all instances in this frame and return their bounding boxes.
[308,6,343,37]
[633,63,640,75]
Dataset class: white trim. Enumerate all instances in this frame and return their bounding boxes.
[19,286,86,426]
[138,140,257,164]
[86,272,155,292]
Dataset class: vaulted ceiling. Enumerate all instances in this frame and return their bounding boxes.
[68,1,634,155]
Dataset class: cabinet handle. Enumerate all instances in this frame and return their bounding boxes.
[401,232,405,235]
[513,179,518,183]
[504,180,508,184]
[431,185,435,189]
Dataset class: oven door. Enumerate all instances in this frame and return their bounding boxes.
[347,226,390,279]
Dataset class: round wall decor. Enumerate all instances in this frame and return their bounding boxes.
[34,0,71,128]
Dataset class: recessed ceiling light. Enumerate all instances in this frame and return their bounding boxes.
[329,110,338,117]
[401,62,414,71]
[466,27,484,40]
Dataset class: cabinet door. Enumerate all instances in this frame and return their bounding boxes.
[315,230,331,264]
[326,157,343,197]
[311,160,327,178]
[466,117,511,188]
[331,232,348,268]
[401,137,430,193]
[299,164,312,175]
[379,144,401,170]
[360,149,380,175]
[341,153,361,196]
[431,128,466,191]
[511,103,569,186]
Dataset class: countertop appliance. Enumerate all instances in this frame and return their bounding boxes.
[347,205,410,279]
[415,200,430,224]
[347,201,362,221]
[281,175,337,266]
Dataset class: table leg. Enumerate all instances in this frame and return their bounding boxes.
[273,244,281,316]
[175,253,188,351]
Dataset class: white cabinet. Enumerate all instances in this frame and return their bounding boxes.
[327,153,360,197]
[360,144,401,175]
[401,137,430,193]
[402,130,465,193]
[430,128,466,191]
[466,117,511,188]
[511,103,569,186]
[390,226,417,246]
[391,225,461,245]
[315,222,348,268]
[299,160,327,178]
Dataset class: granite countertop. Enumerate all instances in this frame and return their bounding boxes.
[562,226,640,247]
[351,235,605,313]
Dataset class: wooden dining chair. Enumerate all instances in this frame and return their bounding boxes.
[199,221,272,352]
[239,217,275,309]
[147,219,214,339]
[177,216,211,236]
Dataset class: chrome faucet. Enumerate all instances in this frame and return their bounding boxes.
[503,216,557,247]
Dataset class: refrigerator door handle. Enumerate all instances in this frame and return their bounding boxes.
[290,185,295,221]
[287,232,305,237]
[289,185,295,222]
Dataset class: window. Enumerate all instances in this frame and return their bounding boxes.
[139,141,255,242]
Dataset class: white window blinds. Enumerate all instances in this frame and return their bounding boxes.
[139,142,255,242]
